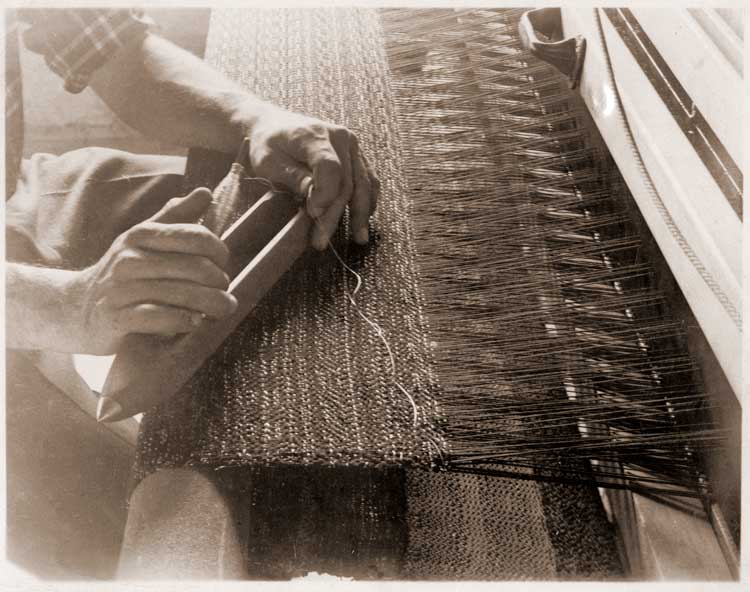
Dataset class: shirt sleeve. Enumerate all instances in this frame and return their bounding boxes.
[18,8,153,94]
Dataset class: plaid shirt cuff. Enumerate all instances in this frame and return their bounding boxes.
[20,8,153,94]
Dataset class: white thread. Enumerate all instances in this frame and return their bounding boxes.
[243,177,421,427]
[324,236,420,428]
[304,183,420,428]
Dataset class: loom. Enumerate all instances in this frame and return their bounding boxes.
[34,7,741,580]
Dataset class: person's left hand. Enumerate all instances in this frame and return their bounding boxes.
[246,107,380,250]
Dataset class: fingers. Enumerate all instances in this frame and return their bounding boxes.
[360,149,380,216]
[310,144,379,250]
[150,188,213,224]
[327,127,354,209]
[350,148,373,245]
[311,199,347,251]
[108,279,238,319]
[124,222,230,270]
[286,132,344,218]
[116,303,205,336]
[251,115,380,248]
[308,152,344,219]
[308,128,355,249]
[110,249,230,289]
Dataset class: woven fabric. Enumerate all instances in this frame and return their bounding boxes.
[135,7,443,474]
[223,466,562,580]
[132,7,623,579]
[402,469,558,579]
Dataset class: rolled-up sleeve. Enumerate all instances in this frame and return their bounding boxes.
[18,8,152,93]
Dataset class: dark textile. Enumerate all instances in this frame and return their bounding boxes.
[134,8,444,474]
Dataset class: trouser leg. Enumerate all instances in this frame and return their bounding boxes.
[6,148,187,579]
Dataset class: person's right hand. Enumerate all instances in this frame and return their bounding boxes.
[70,188,237,355]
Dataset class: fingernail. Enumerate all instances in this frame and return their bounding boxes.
[228,295,239,313]
[355,227,369,244]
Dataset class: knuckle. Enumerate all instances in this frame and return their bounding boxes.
[220,292,238,316]
[288,126,309,144]
[122,224,149,245]
[187,223,212,240]
[110,249,139,277]
[210,239,230,266]
[219,248,230,268]
[211,289,233,314]
[308,123,327,137]
[166,197,183,210]
[214,264,232,288]
[199,288,234,318]
[197,257,228,287]
[181,224,216,249]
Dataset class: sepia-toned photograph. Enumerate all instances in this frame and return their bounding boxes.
[3,3,743,583]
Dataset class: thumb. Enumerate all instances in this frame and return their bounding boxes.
[150,188,213,224]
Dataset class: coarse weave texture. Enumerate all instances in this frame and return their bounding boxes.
[135,7,443,473]
[135,5,715,496]
[133,7,624,578]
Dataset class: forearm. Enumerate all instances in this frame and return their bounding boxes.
[6,263,85,353]
[87,27,379,249]
[89,33,269,154]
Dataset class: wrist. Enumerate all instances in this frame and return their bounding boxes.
[6,264,88,353]
[228,95,281,145]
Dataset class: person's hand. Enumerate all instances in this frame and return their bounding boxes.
[67,188,237,355]
[246,107,380,250]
